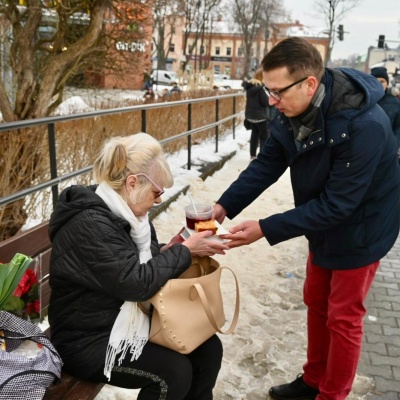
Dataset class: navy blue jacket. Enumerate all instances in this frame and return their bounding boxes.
[218,68,400,269]
[378,89,400,146]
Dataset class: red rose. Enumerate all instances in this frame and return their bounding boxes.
[25,298,40,316]
[33,298,40,313]
[13,269,38,298]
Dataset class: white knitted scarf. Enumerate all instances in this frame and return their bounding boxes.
[95,182,152,381]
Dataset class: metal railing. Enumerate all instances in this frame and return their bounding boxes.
[0,91,244,211]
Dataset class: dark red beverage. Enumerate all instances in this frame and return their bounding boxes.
[184,204,213,230]
[186,216,212,230]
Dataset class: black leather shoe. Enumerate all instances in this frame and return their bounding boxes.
[269,374,319,400]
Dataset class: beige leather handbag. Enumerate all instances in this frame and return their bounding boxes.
[149,256,240,354]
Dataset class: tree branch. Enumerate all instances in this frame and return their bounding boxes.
[0,76,16,122]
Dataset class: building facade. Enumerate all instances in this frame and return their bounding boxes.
[152,18,330,80]
[90,0,154,89]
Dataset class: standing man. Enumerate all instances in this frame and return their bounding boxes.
[213,37,400,400]
[370,66,400,160]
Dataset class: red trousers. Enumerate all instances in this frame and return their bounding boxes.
[302,253,379,400]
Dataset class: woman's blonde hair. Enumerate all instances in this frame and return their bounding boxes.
[249,78,262,86]
[254,69,263,81]
[93,133,173,202]
[249,69,264,86]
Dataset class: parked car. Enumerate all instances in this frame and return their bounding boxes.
[213,74,232,89]
[152,70,179,86]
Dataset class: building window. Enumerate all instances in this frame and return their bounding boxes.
[214,66,221,73]
[200,45,205,54]
[238,47,243,56]
[169,43,175,52]
[226,47,232,56]
[215,46,220,55]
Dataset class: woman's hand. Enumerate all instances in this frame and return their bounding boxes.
[182,230,230,256]
[160,227,185,252]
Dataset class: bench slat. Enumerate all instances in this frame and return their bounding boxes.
[0,221,51,262]
[43,371,104,400]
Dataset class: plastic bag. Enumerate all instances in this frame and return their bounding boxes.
[0,311,62,400]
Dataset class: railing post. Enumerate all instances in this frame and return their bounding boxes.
[141,109,146,132]
[215,98,219,153]
[48,123,58,209]
[233,96,236,139]
[187,103,192,170]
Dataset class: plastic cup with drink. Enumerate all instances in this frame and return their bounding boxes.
[184,203,213,230]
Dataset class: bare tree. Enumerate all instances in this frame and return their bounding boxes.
[345,53,361,68]
[0,0,152,120]
[258,0,287,57]
[226,0,264,79]
[180,0,222,74]
[313,0,363,65]
[0,0,151,239]
[152,0,185,70]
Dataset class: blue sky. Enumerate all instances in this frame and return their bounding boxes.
[284,0,400,60]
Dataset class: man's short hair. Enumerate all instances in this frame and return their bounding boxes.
[261,37,324,81]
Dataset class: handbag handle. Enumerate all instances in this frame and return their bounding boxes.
[192,266,240,335]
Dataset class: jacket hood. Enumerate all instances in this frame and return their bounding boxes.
[49,185,112,241]
[326,68,385,116]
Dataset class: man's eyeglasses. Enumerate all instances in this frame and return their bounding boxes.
[264,76,308,101]
[135,173,164,198]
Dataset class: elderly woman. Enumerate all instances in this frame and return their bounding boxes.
[48,133,229,400]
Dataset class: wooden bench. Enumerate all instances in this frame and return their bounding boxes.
[0,221,105,400]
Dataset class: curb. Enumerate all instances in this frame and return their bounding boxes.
[149,150,237,220]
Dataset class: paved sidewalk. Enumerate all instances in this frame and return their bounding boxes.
[360,235,400,399]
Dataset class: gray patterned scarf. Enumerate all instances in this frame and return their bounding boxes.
[290,82,326,149]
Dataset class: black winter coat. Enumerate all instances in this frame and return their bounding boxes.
[218,68,400,269]
[48,185,192,379]
[243,80,269,121]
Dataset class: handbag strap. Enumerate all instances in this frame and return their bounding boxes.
[192,266,240,335]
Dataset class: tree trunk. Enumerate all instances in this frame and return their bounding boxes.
[0,127,47,240]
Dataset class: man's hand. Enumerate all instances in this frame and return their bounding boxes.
[219,220,264,249]
[212,204,227,224]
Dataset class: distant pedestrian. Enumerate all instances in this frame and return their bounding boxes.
[371,66,400,160]
[161,88,171,100]
[242,69,269,160]
[141,69,152,91]
[170,82,182,94]
[143,87,155,102]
